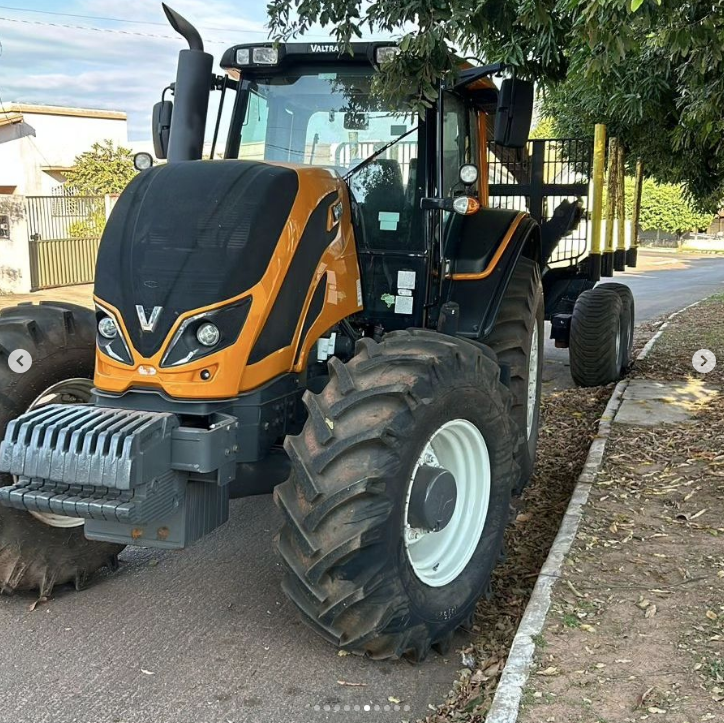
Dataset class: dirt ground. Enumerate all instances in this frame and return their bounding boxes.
[0,283,93,310]
[518,294,724,723]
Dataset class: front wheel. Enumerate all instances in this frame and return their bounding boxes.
[0,303,124,596]
[275,330,516,660]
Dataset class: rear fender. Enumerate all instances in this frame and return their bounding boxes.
[446,214,541,340]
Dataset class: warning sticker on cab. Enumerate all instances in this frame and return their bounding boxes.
[397,270,416,290]
[394,295,413,315]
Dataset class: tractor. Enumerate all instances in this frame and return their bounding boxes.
[0,4,633,660]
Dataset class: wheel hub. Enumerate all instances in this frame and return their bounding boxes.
[407,465,457,533]
[403,418,491,588]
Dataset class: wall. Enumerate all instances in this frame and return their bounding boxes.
[0,196,30,294]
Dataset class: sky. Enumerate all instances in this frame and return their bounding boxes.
[0,1,341,141]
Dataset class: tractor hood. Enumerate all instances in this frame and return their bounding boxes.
[95,160,299,358]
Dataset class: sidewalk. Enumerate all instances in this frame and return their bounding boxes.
[517,294,724,723]
[0,284,94,311]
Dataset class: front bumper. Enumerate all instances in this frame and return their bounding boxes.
[0,404,238,548]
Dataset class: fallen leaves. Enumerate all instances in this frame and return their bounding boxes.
[535,666,559,677]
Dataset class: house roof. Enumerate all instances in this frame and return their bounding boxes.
[0,112,25,128]
[4,103,126,121]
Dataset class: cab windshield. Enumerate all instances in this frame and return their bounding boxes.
[227,66,423,254]
[229,67,418,180]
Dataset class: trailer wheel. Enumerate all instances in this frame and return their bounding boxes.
[569,288,625,387]
[484,257,544,492]
[275,330,516,660]
[0,303,124,596]
[597,282,635,369]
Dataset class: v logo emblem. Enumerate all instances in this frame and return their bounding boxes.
[136,305,162,332]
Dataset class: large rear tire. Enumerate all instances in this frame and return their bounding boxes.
[484,257,544,492]
[569,288,625,387]
[0,302,124,596]
[275,330,516,660]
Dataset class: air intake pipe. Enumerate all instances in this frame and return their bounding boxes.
[162,3,213,162]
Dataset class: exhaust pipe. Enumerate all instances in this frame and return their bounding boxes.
[162,3,213,162]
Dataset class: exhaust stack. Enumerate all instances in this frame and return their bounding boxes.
[162,3,213,162]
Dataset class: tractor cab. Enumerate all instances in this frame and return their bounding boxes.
[147,35,534,334]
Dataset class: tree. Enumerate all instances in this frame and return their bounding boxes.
[266,0,724,210]
[631,179,713,238]
[64,140,136,196]
[603,177,712,237]
[63,140,136,238]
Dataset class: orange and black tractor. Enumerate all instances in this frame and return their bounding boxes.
[0,5,630,659]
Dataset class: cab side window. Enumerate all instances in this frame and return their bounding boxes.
[441,92,477,197]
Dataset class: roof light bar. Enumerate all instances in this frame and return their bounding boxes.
[235,46,279,66]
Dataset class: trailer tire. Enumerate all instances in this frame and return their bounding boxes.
[275,330,516,660]
[484,257,544,492]
[569,288,624,387]
[0,303,124,596]
[597,282,635,369]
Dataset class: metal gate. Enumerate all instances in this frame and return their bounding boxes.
[26,194,105,290]
[487,138,593,266]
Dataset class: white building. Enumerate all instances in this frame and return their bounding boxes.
[0,104,128,294]
[0,103,128,196]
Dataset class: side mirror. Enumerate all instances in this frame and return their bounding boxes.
[152,100,173,159]
[494,78,534,148]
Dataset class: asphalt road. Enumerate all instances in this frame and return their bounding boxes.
[2,250,724,723]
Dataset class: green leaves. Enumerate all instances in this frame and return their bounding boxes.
[266,0,724,207]
[64,140,136,196]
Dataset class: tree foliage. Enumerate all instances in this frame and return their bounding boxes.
[266,0,724,209]
[631,179,713,236]
[64,140,136,196]
[603,177,713,236]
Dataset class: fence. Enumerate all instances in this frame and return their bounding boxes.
[487,138,593,266]
[25,194,107,290]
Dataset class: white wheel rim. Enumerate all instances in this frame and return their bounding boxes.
[404,419,491,587]
[21,378,92,529]
[526,323,539,438]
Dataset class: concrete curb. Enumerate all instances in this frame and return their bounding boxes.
[485,298,703,723]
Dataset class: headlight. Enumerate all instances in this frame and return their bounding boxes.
[375,46,399,65]
[459,164,479,185]
[95,305,133,365]
[197,322,220,347]
[161,297,252,368]
[98,316,118,339]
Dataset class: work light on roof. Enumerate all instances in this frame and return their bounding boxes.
[375,46,399,65]
[252,47,279,65]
